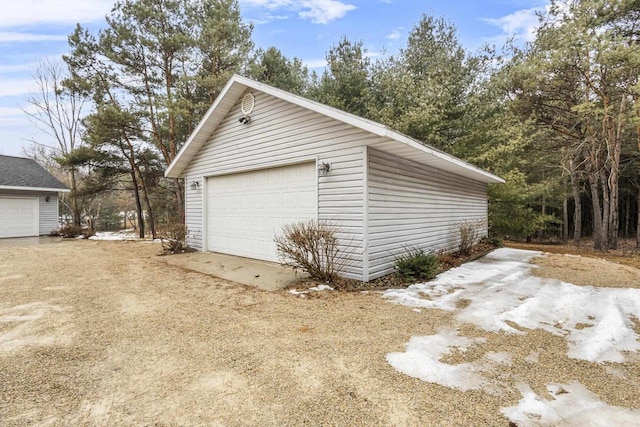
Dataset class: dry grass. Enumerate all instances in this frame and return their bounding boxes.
[508,239,640,289]
[0,240,638,426]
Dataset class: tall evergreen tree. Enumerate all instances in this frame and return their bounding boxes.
[311,37,371,117]
[64,0,253,224]
[248,47,308,94]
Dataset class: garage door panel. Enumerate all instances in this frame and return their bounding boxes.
[0,197,39,238]
[207,162,317,262]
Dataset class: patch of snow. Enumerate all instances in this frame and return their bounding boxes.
[289,284,334,296]
[89,231,140,241]
[501,382,640,427]
[383,248,640,363]
[604,366,626,379]
[524,350,540,364]
[308,285,333,291]
[386,329,486,391]
[485,351,512,365]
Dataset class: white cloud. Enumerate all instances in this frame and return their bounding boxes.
[247,14,289,25]
[386,28,402,40]
[364,51,382,59]
[303,58,327,69]
[298,0,356,24]
[0,0,113,28]
[484,6,545,43]
[0,106,29,118]
[0,78,36,97]
[0,32,67,43]
[0,62,37,74]
[241,0,356,24]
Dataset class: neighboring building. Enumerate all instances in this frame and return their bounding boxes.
[0,155,70,238]
[165,75,504,282]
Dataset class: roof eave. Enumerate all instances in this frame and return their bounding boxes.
[165,77,247,178]
[0,185,71,192]
[382,129,505,184]
[164,74,505,185]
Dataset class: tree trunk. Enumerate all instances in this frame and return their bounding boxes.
[587,170,604,250]
[637,187,640,249]
[599,170,610,249]
[623,196,630,238]
[562,197,569,242]
[174,178,185,224]
[69,168,81,226]
[130,168,145,239]
[569,158,582,246]
[138,170,156,239]
[122,143,145,238]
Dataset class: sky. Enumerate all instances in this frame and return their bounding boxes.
[0,0,548,157]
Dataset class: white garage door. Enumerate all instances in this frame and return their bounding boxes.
[207,162,317,262]
[0,197,39,238]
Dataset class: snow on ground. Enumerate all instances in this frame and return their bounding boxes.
[89,231,142,241]
[383,248,640,425]
[288,284,333,297]
[386,328,487,391]
[502,382,640,427]
[384,248,640,363]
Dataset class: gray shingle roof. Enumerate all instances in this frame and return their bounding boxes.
[0,155,69,191]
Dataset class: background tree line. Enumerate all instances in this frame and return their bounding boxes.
[26,0,640,248]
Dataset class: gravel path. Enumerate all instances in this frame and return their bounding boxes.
[0,240,638,426]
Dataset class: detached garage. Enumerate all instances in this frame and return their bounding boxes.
[165,75,504,282]
[0,155,69,238]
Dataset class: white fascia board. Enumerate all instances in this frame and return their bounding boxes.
[0,185,70,192]
[164,77,246,178]
[164,74,504,184]
[234,75,503,184]
[232,75,387,137]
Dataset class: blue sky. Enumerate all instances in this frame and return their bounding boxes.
[0,0,548,156]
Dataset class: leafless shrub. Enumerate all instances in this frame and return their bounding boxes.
[159,223,192,254]
[58,225,83,238]
[275,220,351,282]
[458,219,484,255]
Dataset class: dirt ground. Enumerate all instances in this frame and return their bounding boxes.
[1,240,639,426]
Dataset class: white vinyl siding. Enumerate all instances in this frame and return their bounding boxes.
[367,148,488,280]
[37,193,59,235]
[182,90,369,279]
[0,190,59,237]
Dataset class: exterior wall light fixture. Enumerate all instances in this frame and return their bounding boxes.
[190,180,201,190]
[318,162,331,177]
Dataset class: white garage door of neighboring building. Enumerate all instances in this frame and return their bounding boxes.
[207,162,317,262]
[0,197,39,238]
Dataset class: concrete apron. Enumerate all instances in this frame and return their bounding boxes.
[0,236,63,247]
[160,251,305,291]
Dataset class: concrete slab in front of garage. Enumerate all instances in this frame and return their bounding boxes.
[159,251,306,291]
[0,236,63,247]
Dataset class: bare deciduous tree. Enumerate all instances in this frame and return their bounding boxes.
[24,59,87,226]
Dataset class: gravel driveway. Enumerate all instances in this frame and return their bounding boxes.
[0,240,638,426]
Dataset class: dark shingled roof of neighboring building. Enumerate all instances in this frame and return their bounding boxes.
[0,155,69,190]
